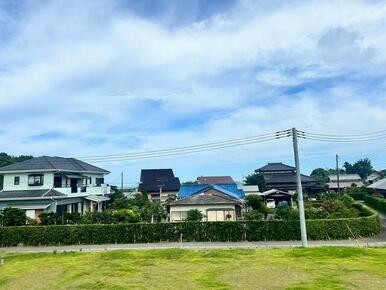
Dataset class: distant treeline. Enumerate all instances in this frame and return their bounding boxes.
[0,152,33,168]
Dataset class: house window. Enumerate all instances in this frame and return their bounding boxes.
[96,178,104,186]
[28,174,44,186]
[14,176,20,185]
[54,176,62,188]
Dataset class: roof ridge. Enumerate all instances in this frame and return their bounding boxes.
[43,156,56,169]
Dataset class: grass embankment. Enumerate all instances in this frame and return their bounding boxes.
[0,247,385,289]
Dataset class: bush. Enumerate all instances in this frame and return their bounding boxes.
[245,195,263,210]
[111,209,141,223]
[243,210,263,221]
[347,188,386,214]
[0,208,27,226]
[0,205,379,246]
[186,209,204,222]
[39,212,63,225]
[275,205,299,220]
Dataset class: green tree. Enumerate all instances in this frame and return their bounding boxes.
[327,168,345,174]
[344,158,373,179]
[110,190,130,209]
[244,171,266,191]
[182,181,198,185]
[310,168,329,183]
[245,194,263,210]
[185,209,204,221]
[149,202,166,223]
[0,153,33,168]
[0,207,27,226]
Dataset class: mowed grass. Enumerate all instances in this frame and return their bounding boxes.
[0,247,385,290]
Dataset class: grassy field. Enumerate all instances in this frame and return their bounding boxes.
[0,247,385,289]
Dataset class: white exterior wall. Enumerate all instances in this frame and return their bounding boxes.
[2,172,54,191]
[1,171,109,196]
[170,204,236,222]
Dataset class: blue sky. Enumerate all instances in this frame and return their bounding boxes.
[1,0,386,186]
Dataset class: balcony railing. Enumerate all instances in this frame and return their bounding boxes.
[53,184,111,195]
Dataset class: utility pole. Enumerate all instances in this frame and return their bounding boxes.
[292,127,308,247]
[120,172,123,191]
[336,154,340,195]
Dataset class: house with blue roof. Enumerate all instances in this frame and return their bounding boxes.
[169,184,243,222]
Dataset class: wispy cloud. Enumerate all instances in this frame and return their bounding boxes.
[1,0,386,184]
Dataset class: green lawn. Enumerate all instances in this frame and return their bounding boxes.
[0,247,385,289]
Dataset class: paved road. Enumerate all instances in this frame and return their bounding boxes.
[0,239,386,253]
[1,206,385,254]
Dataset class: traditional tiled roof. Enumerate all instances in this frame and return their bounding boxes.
[368,178,386,190]
[258,163,295,172]
[197,176,234,184]
[0,189,66,199]
[261,189,293,196]
[172,187,241,206]
[264,173,316,184]
[138,169,180,193]
[0,156,110,174]
[328,174,362,182]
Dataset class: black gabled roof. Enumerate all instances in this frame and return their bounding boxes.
[0,156,110,174]
[0,189,66,199]
[138,169,180,193]
[258,163,295,172]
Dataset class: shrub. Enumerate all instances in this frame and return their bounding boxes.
[111,209,141,223]
[0,208,27,226]
[245,195,263,210]
[0,206,379,246]
[39,212,63,225]
[275,205,299,220]
[63,213,82,224]
[243,210,263,221]
[185,209,204,222]
[305,207,329,219]
[347,188,386,214]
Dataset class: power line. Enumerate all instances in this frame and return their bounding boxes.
[298,130,386,142]
[81,135,291,163]
[78,130,291,160]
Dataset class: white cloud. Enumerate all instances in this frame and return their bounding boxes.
[1,0,386,183]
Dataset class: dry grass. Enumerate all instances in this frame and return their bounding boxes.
[0,247,385,289]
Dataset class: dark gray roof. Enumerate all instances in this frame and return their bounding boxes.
[138,169,180,193]
[172,188,240,206]
[0,156,110,174]
[264,173,316,184]
[259,163,295,172]
[197,176,234,184]
[0,189,66,199]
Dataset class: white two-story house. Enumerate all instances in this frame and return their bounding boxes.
[0,156,111,221]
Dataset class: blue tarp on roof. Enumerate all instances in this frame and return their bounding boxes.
[178,183,244,200]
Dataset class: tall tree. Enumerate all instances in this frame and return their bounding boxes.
[244,171,266,191]
[344,158,373,179]
[310,168,329,183]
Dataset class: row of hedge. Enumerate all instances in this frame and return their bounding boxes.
[348,192,386,214]
[0,206,380,246]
